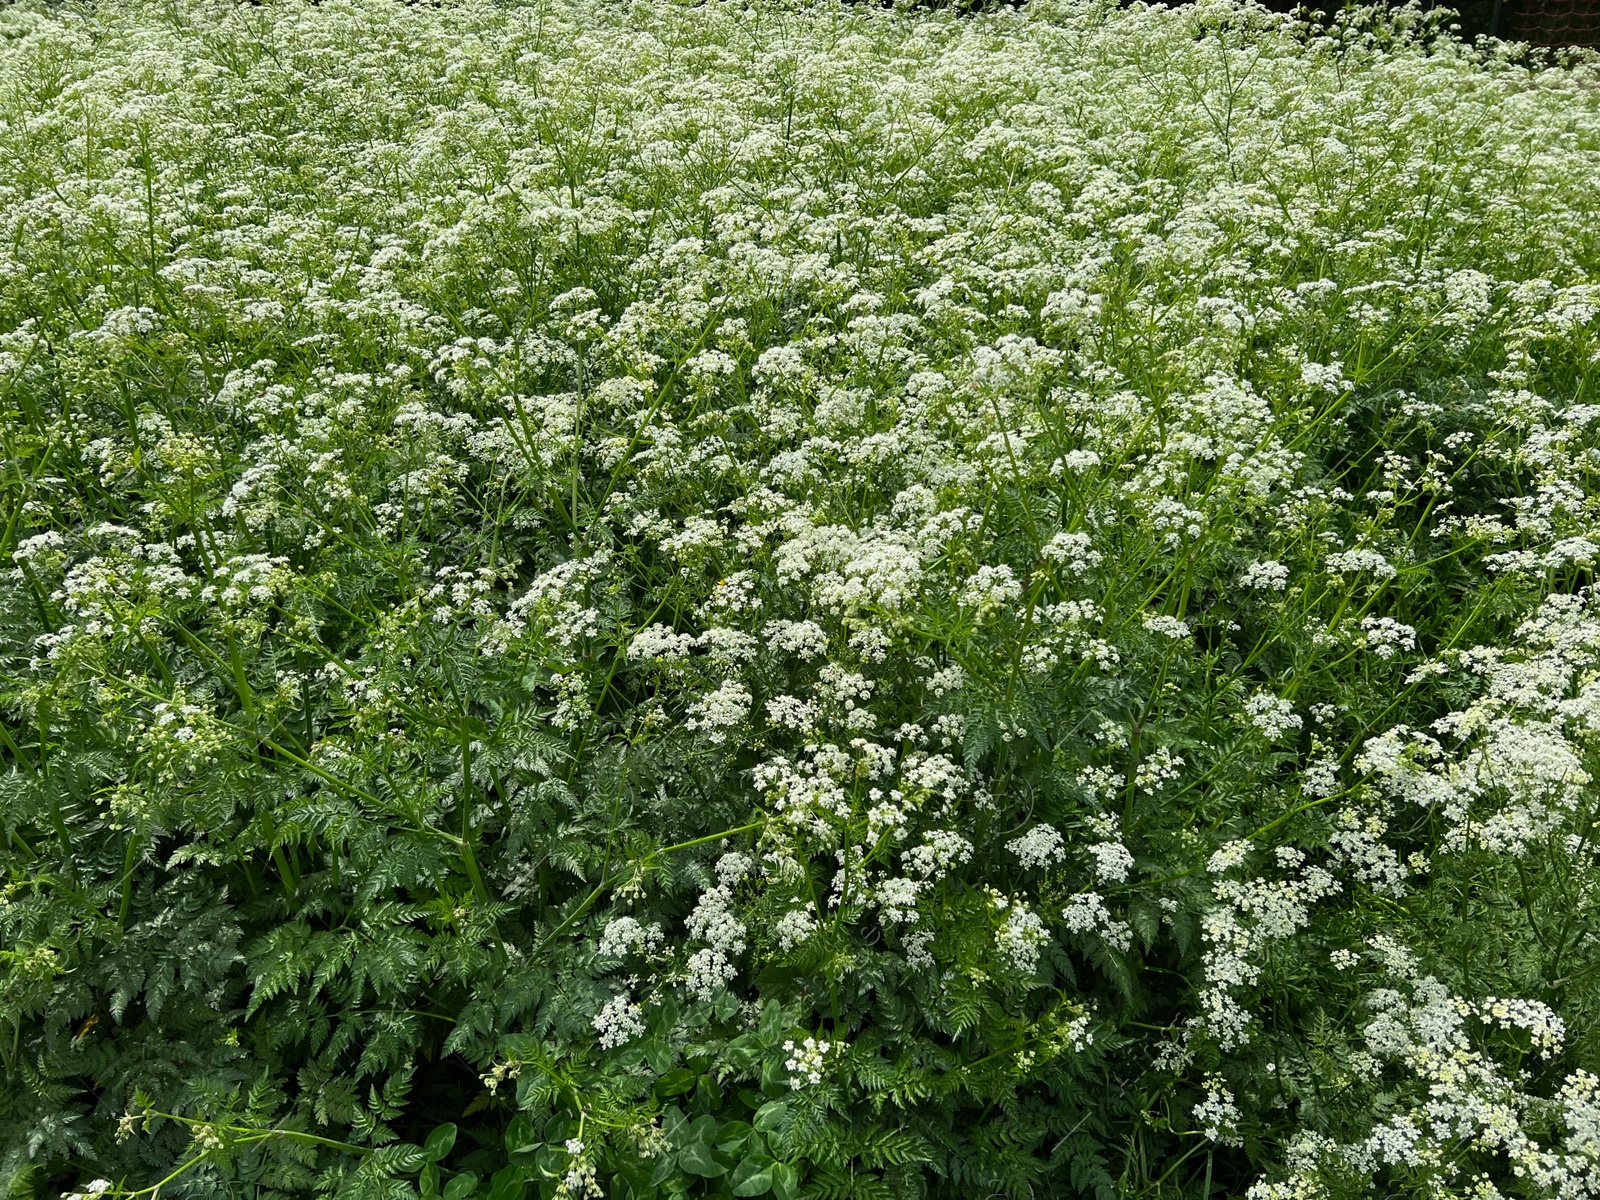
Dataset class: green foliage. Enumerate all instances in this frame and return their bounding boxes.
[1,0,1600,1198]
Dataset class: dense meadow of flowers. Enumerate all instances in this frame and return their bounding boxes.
[2,0,1600,1196]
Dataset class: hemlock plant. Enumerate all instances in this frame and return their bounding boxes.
[2,0,1600,1197]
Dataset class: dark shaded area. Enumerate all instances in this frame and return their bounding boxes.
[55,0,1590,46]
[1243,0,1498,38]
[1262,0,1600,43]
[1196,0,1543,43]
[877,0,1580,47]
[1502,0,1600,45]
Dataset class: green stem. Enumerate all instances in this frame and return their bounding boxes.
[537,819,765,949]
[458,727,490,906]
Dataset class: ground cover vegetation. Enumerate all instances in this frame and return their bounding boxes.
[1,0,1599,1196]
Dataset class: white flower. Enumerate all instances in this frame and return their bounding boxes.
[784,1036,836,1088]
[1194,1076,1242,1145]
[1326,548,1398,580]
[1006,824,1065,870]
[875,876,925,924]
[1299,361,1351,394]
[1042,532,1102,575]
[774,907,818,950]
[1142,614,1191,640]
[1061,892,1132,952]
[1057,449,1102,473]
[685,948,736,1001]
[959,564,1022,614]
[766,693,819,732]
[763,619,830,660]
[1135,746,1185,793]
[927,664,965,696]
[1545,537,1600,568]
[598,916,663,959]
[902,929,935,970]
[902,830,973,880]
[1243,693,1302,740]
[1088,840,1135,884]
[593,993,646,1049]
[698,626,758,664]
[686,885,746,956]
[1476,995,1565,1056]
[628,623,696,661]
[1240,559,1289,591]
[994,901,1048,977]
[1359,616,1417,659]
[1302,756,1341,798]
[12,530,64,566]
[685,680,752,744]
[716,851,755,886]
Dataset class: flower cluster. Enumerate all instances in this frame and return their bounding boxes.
[783,1037,835,1089]
[4,1,1600,1198]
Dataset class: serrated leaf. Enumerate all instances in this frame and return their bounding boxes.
[381,1143,430,1174]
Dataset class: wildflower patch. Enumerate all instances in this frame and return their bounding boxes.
[2,0,1600,1198]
